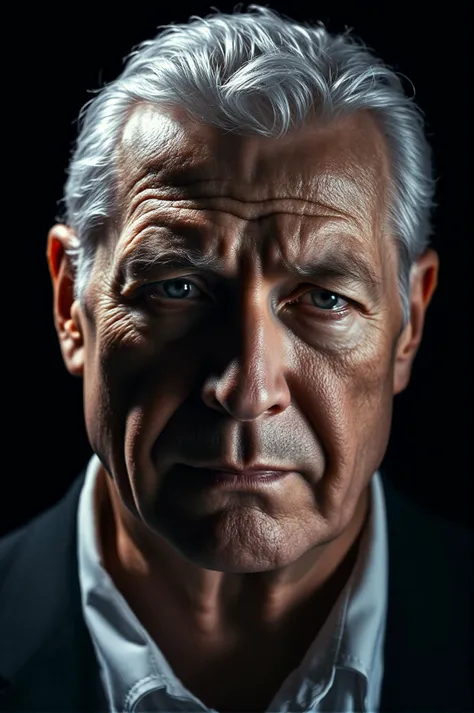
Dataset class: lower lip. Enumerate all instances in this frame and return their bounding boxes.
[190,469,291,487]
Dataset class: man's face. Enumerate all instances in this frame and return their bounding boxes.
[52,106,436,572]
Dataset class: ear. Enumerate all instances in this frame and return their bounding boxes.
[393,248,439,395]
[47,224,85,376]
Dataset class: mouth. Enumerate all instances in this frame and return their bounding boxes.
[181,465,294,488]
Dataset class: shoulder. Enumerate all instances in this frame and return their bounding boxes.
[0,474,86,588]
[379,472,473,711]
[381,469,473,651]
[0,473,105,712]
[381,470,473,606]
[381,470,473,558]
[0,473,87,685]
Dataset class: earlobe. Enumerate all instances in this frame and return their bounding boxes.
[47,224,85,377]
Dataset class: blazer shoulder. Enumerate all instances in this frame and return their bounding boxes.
[0,473,86,585]
[382,470,473,550]
[380,472,474,711]
[382,469,473,630]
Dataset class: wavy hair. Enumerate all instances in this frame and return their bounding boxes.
[62,6,435,325]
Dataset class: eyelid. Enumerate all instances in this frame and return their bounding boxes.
[138,276,208,301]
[287,286,350,306]
[131,274,202,290]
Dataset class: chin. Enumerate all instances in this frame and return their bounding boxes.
[156,507,326,573]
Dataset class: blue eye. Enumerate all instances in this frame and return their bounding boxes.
[310,289,347,310]
[287,288,349,311]
[144,279,202,300]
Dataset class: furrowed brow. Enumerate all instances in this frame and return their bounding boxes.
[118,237,383,302]
[279,249,383,301]
[118,243,225,280]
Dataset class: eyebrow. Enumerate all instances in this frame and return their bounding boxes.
[119,242,383,301]
[120,244,226,276]
[280,250,383,298]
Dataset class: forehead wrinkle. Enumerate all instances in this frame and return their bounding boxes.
[117,104,388,237]
[115,208,235,278]
[261,210,372,267]
[136,164,367,207]
[116,196,375,277]
[122,190,363,231]
[116,209,382,296]
[121,147,374,230]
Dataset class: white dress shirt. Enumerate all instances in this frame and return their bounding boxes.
[77,455,388,712]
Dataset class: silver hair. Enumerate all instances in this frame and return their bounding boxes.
[62,5,435,326]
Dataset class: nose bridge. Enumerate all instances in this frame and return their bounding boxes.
[238,292,277,388]
[205,285,291,420]
[234,231,282,378]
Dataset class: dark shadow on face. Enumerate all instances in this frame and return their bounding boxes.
[53,105,436,575]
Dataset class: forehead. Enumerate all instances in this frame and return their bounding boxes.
[116,104,390,211]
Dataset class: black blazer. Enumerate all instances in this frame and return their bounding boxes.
[0,471,472,713]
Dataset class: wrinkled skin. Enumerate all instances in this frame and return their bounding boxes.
[48,106,438,710]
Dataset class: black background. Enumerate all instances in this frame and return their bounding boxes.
[2,1,472,535]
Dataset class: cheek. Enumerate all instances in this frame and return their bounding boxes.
[292,333,395,507]
[342,342,395,466]
[82,304,211,467]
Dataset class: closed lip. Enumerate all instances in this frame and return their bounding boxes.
[194,464,294,476]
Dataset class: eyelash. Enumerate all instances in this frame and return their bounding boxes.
[284,290,349,313]
[137,278,351,317]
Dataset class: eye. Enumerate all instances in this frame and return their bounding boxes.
[287,288,349,311]
[310,289,348,310]
[141,278,204,301]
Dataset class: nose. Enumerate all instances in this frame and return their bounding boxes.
[201,296,291,421]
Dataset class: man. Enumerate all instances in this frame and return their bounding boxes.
[0,7,472,713]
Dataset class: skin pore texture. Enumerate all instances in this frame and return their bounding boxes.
[48,105,438,712]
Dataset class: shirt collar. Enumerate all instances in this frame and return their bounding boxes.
[268,470,388,711]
